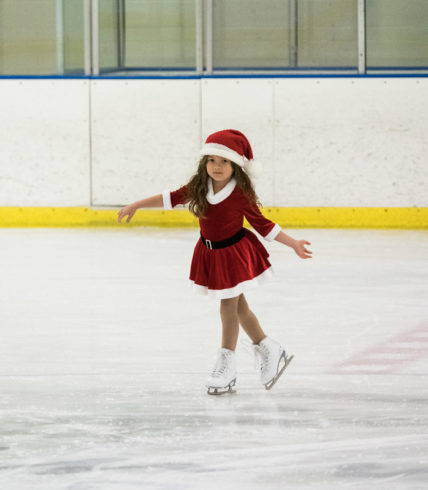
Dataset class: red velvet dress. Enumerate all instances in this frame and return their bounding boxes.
[163,178,281,299]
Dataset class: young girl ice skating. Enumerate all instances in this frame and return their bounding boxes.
[118,129,312,395]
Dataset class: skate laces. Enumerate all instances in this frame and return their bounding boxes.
[255,343,271,372]
[240,338,269,371]
[211,351,231,378]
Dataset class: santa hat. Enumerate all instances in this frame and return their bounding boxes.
[200,129,262,177]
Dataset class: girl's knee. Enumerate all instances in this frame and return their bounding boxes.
[220,296,239,313]
[237,294,250,316]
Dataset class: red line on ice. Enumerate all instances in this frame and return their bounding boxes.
[329,323,428,374]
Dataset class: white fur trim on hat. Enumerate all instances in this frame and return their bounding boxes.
[200,143,248,167]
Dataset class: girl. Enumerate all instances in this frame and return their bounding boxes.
[118,129,312,395]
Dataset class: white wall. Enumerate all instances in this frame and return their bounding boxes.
[91,79,200,206]
[1,77,427,207]
[274,78,428,206]
[0,80,90,206]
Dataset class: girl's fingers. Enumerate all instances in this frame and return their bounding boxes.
[118,209,130,223]
[127,211,135,223]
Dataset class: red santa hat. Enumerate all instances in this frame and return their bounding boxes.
[200,129,262,176]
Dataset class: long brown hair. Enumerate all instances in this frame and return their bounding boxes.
[184,156,260,218]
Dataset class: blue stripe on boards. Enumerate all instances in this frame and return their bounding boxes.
[1,73,428,80]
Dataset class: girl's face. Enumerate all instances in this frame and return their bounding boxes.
[206,155,234,184]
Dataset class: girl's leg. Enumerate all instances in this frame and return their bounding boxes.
[237,293,266,345]
[220,296,240,350]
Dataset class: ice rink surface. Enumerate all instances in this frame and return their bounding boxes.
[1,227,428,490]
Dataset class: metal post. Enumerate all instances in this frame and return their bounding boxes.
[195,0,203,75]
[84,0,92,75]
[358,0,366,74]
[121,0,126,70]
[288,0,298,68]
[205,0,213,74]
[117,0,126,71]
[56,0,64,74]
[92,0,100,75]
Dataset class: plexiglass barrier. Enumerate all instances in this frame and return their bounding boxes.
[0,0,427,77]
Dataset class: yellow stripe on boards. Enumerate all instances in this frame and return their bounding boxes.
[0,207,428,229]
[262,207,428,229]
[0,207,197,227]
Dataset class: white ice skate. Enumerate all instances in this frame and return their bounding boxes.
[206,347,237,395]
[254,336,293,390]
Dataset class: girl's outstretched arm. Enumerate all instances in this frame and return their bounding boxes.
[118,194,163,223]
[274,231,312,259]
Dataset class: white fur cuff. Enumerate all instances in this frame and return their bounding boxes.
[264,223,281,241]
[162,190,172,210]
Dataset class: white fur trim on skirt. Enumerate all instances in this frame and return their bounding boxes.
[189,267,274,299]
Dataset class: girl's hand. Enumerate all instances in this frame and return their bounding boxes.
[293,240,312,259]
[118,204,137,223]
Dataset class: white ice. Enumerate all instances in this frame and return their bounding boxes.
[1,227,428,490]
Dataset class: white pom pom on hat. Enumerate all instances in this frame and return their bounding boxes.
[244,158,263,178]
[200,129,263,177]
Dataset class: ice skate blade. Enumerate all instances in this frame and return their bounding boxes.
[264,354,294,391]
[207,378,236,396]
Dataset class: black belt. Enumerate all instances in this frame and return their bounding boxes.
[201,228,246,250]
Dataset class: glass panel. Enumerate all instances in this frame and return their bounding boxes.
[0,0,57,75]
[213,0,290,69]
[63,0,85,74]
[124,0,195,71]
[297,0,358,69]
[0,0,85,76]
[367,0,428,70]
[99,0,121,73]
[212,0,357,71]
